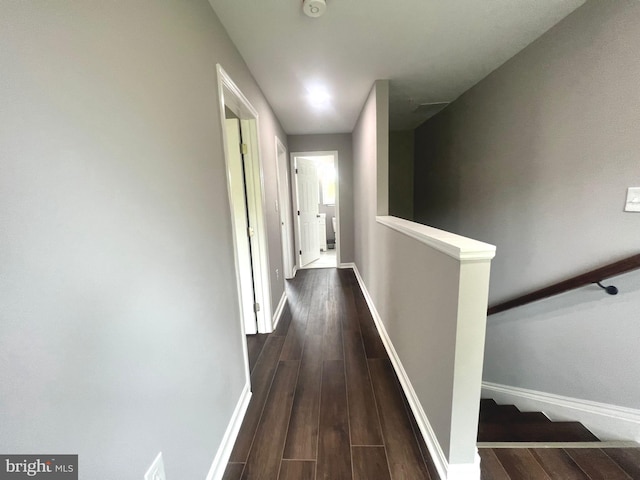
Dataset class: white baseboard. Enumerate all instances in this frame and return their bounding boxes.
[206,383,251,480]
[447,455,481,480]
[482,382,640,442]
[338,262,355,269]
[350,264,476,480]
[271,291,287,331]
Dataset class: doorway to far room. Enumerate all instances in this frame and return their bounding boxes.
[291,151,339,270]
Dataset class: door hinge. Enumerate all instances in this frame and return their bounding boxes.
[295,168,298,174]
[254,302,260,313]
[299,250,302,255]
[297,210,300,216]
[248,226,255,237]
[240,143,248,155]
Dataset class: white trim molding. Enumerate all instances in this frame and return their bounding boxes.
[206,383,252,480]
[272,292,287,331]
[290,150,341,270]
[275,136,295,280]
[351,265,479,480]
[376,216,495,262]
[482,382,640,442]
[447,456,481,480]
[217,64,273,334]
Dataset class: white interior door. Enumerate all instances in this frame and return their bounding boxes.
[225,118,257,335]
[276,138,294,279]
[295,157,320,267]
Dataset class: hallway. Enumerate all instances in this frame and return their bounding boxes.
[223,268,640,480]
[223,268,438,480]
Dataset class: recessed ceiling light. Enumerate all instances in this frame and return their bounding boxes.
[307,86,331,109]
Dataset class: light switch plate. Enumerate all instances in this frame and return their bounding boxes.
[625,187,640,212]
[144,452,166,480]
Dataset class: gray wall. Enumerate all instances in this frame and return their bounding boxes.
[485,269,640,411]
[413,0,640,305]
[389,130,414,220]
[412,0,640,411]
[287,134,355,263]
[0,1,286,478]
[353,86,381,283]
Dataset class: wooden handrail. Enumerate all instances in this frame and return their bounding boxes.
[488,253,640,315]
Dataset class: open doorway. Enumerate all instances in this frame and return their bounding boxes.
[275,137,295,279]
[217,65,273,357]
[291,151,339,270]
[223,109,258,337]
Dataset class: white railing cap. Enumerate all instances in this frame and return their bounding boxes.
[376,216,496,262]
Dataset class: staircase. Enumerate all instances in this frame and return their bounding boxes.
[477,399,640,479]
[478,399,599,443]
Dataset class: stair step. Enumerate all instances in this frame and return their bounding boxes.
[479,403,550,423]
[508,411,551,423]
[480,398,499,410]
[479,404,521,422]
[478,421,600,443]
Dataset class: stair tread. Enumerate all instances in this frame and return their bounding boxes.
[479,404,520,421]
[478,421,600,442]
[511,412,550,423]
[480,408,551,423]
[480,399,499,410]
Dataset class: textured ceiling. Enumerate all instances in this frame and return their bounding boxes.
[209,0,584,134]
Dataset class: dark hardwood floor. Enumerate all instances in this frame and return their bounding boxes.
[225,268,640,480]
[479,447,640,480]
[224,268,436,480]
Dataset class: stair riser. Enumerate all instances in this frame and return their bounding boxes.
[479,400,600,443]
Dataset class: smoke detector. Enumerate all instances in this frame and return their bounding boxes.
[303,0,327,18]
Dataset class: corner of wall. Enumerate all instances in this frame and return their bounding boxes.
[374,80,390,217]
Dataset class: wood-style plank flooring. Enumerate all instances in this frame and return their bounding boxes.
[223,268,437,480]
[479,447,640,480]
[224,268,640,480]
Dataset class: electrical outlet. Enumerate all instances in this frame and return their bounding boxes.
[144,452,166,480]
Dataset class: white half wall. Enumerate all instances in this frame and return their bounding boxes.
[352,82,496,479]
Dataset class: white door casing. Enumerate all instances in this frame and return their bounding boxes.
[294,157,320,267]
[290,151,340,271]
[217,64,273,341]
[275,137,294,279]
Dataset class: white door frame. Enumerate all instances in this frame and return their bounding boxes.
[290,151,340,270]
[225,117,257,337]
[275,137,295,279]
[217,64,273,335]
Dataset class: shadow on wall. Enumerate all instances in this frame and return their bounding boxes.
[411,68,558,304]
[388,130,415,221]
[409,0,640,305]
